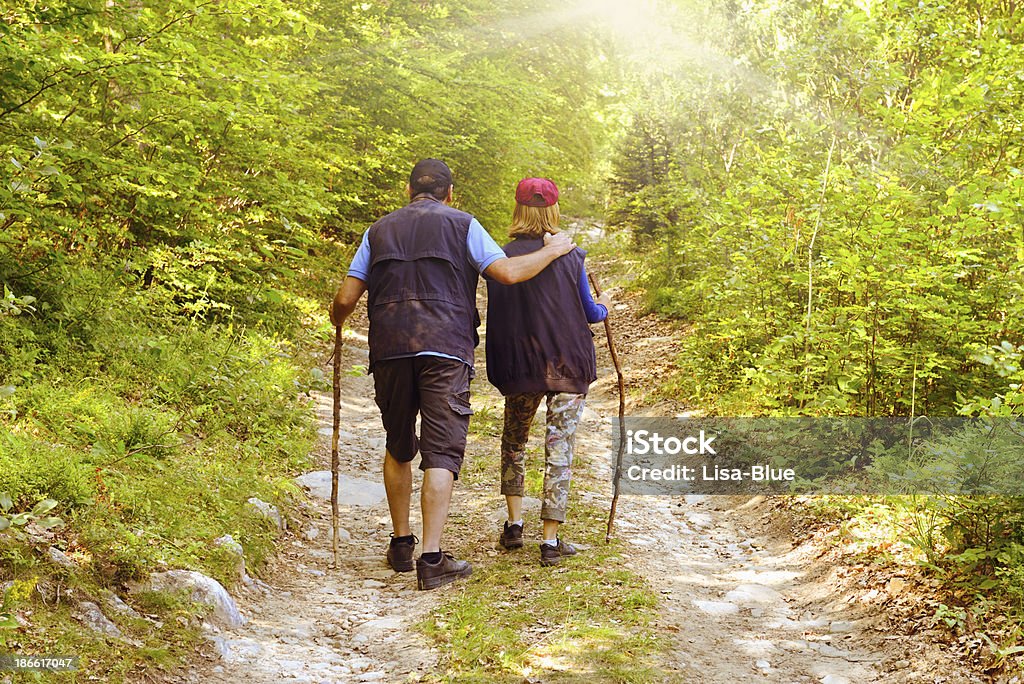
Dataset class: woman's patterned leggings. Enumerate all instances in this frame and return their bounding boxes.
[500,392,586,523]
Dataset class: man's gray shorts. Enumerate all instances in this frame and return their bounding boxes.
[372,356,473,479]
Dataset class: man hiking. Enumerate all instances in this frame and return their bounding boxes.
[329,159,576,590]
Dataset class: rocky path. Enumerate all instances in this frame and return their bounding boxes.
[185,331,444,684]
[181,245,984,683]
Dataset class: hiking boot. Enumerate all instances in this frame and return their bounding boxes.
[498,521,524,550]
[386,534,417,573]
[540,539,578,567]
[416,552,472,590]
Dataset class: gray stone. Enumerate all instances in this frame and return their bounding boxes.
[275,658,305,671]
[816,644,855,659]
[133,570,244,629]
[247,498,285,530]
[362,580,386,589]
[210,636,263,663]
[692,599,740,616]
[74,601,123,639]
[302,525,319,541]
[214,534,249,581]
[725,584,784,605]
[294,471,386,506]
[359,673,387,682]
[354,616,403,637]
[101,591,142,620]
[47,547,76,569]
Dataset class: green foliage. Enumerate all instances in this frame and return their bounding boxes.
[608,0,1024,417]
[0,2,616,678]
[603,1,1024,672]
[0,493,63,536]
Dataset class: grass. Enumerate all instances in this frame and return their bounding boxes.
[421,384,667,682]
[0,244,349,680]
[419,503,664,683]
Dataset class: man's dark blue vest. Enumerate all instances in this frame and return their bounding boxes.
[366,197,480,371]
[486,238,597,396]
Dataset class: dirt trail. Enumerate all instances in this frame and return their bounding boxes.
[180,232,985,684]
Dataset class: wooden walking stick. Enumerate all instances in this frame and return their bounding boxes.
[588,273,626,543]
[330,324,343,566]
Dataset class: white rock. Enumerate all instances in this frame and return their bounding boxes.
[302,525,319,541]
[354,616,403,636]
[214,534,249,581]
[133,570,244,629]
[692,600,740,616]
[101,591,142,620]
[274,658,305,671]
[362,580,386,589]
[47,547,76,569]
[347,657,372,672]
[210,636,263,663]
[74,601,123,639]
[725,584,784,605]
[755,660,771,671]
[247,497,285,530]
[821,676,851,684]
[294,471,386,506]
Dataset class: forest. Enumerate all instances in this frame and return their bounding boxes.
[2,0,1023,681]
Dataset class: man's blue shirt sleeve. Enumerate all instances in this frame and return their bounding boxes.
[347,229,371,281]
[466,218,506,274]
[349,219,504,280]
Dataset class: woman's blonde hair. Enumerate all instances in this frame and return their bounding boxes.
[508,202,560,239]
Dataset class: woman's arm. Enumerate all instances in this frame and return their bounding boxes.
[578,263,610,323]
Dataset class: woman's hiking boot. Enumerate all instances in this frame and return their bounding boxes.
[498,521,524,550]
[540,538,578,566]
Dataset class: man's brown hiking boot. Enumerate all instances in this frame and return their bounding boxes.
[498,521,524,550]
[387,534,417,573]
[540,539,578,566]
[416,551,472,590]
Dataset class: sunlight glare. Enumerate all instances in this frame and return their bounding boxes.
[579,0,660,42]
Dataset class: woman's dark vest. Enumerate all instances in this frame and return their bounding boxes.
[366,198,480,370]
[486,238,596,396]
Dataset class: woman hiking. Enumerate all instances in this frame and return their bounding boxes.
[485,177,612,566]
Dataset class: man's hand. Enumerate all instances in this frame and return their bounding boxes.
[543,231,575,257]
[597,292,613,310]
[330,276,368,328]
[485,232,577,285]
